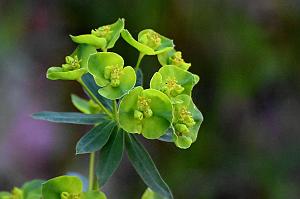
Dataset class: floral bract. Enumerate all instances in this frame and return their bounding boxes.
[70,18,124,51]
[119,87,173,139]
[121,29,174,55]
[158,49,191,70]
[47,44,96,80]
[150,65,199,99]
[171,95,203,149]
[88,52,136,100]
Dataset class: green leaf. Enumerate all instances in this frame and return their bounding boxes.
[22,179,44,199]
[105,18,125,49]
[0,192,11,198]
[96,128,124,186]
[73,44,97,69]
[157,49,191,70]
[81,73,113,111]
[70,34,107,49]
[32,112,107,125]
[76,121,116,154]
[125,134,173,199]
[82,191,107,199]
[42,176,82,199]
[47,67,86,80]
[142,188,167,199]
[71,94,101,114]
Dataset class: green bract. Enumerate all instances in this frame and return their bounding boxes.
[158,49,191,70]
[119,87,173,139]
[42,176,106,199]
[121,29,174,55]
[150,65,199,99]
[71,18,124,51]
[172,95,203,149]
[47,44,96,80]
[142,188,166,199]
[88,52,136,100]
[71,94,102,114]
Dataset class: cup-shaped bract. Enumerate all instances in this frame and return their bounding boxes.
[47,44,97,81]
[121,29,174,55]
[70,18,124,50]
[150,65,199,99]
[158,49,191,70]
[119,87,173,139]
[88,52,136,100]
[172,95,203,149]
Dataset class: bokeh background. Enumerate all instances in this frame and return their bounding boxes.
[1,0,300,198]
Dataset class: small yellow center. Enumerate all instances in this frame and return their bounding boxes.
[91,25,112,38]
[62,55,81,71]
[61,192,81,199]
[134,96,153,120]
[104,65,123,87]
[139,32,161,49]
[162,77,184,97]
[174,106,195,135]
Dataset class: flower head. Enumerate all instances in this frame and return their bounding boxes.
[150,65,199,99]
[121,29,174,55]
[119,87,173,139]
[70,18,124,51]
[47,45,96,80]
[172,94,203,149]
[88,52,136,99]
[158,49,191,70]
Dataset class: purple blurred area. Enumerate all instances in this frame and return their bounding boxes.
[1,0,300,198]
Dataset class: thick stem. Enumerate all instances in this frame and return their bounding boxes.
[77,79,113,119]
[88,152,96,191]
[135,53,145,71]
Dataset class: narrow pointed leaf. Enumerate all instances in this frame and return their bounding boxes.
[125,134,173,199]
[32,112,107,125]
[76,121,115,154]
[96,128,124,186]
[82,73,112,111]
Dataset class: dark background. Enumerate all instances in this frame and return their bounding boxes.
[0,0,300,198]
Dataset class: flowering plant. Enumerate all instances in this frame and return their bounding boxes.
[0,18,203,199]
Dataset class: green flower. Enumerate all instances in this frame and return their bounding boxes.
[70,18,124,51]
[158,49,191,70]
[150,65,199,99]
[172,95,203,149]
[47,44,96,80]
[88,52,136,100]
[121,29,174,55]
[119,87,173,139]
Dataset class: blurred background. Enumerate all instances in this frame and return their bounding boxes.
[1,0,300,198]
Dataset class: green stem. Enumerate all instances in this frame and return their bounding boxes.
[77,78,113,119]
[135,53,145,71]
[113,100,119,124]
[88,152,96,191]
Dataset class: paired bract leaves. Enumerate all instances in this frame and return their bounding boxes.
[71,18,124,51]
[119,87,173,139]
[121,29,174,55]
[47,44,96,80]
[42,176,106,199]
[150,65,199,99]
[158,49,191,70]
[172,95,203,149]
[88,52,136,100]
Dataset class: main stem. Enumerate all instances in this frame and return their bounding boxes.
[88,152,96,191]
[135,53,145,71]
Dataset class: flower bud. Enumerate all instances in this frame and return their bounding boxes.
[175,123,189,135]
[12,187,23,199]
[134,110,144,120]
[139,32,161,50]
[144,108,153,118]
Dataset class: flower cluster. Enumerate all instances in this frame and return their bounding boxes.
[46,18,203,149]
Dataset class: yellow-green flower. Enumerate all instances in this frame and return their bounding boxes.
[158,49,191,70]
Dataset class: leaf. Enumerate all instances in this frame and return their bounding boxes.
[42,176,82,199]
[71,94,92,114]
[22,179,44,199]
[142,188,167,199]
[82,190,107,199]
[76,121,116,154]
[70,34,107,49]
[32,112,107,125]
[135,69,143,87]
[158,128,173,142]
[82,73,113,111]
[125,134,173,199]
[47,67,86,80]
[96,128,124,186]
